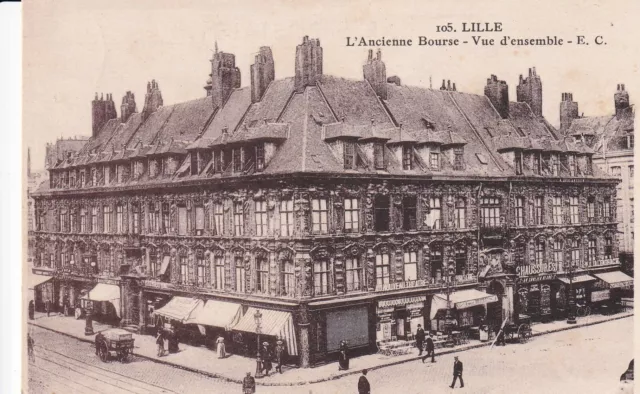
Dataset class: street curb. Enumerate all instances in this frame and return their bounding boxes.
[28,312,633,387]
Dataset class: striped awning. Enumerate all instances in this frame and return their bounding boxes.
[188,299,243,330]
[153,296,203,323]
[233,307,298,356]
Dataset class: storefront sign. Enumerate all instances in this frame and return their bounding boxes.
[375,279,439,292]
[143,280,174,290]
[518,273,556,284]
[591,290,611,302]
[378,296,424,309]
[32,268,54,276]
[516,263,559,276]
[455,295,498,310]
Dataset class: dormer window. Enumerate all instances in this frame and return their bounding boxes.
[551,155,559,176]
[515,151,523,175]
[344,141,356,170]
[256,143,265,171]
[373,143,385,170]
[533,153,541,175]
[79,171,85,187]
[402,145,413,170]
[627,134,634,149]
[430,150,440,170]
[568,155,576,176]
[453,148,464,170]
[191,153,199,175]
[214,149,223,173]
[232,148,243,173]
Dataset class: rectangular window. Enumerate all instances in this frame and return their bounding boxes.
[214,149,223,173]
[233,148,243,173]
[553,239,564,266]
[91,207,98,233]
[453,148,464,170]
[70,210,76,233]
[430,245,443,279]
[314,260,331,295]
[255,144,265,171]
[197,255,206,286]
[533,154,541,175]
[281,260,295,296]
[628,135,635,149]
[425,197,442,229]
[629,166,634,189]
[257,258,269,293]
[234,202,244,236]
[403,251,417,281]
[402,196,417,231]
[611,166,622,178]
[551,155,559,176]
[604,237,613,259]
[344,141,356,170]
[344,198,360,233]
[279,199,294,236]
[60,253,66,268]
[515,152,523,175]
[148,203,159,233]
[149,252,157,277]
[430,151,440,170]
[80,208,87,233]
[552,196,563,225]
[534,197,544,225]
[630,198,634,223]
[375,253,390,286]
[603,197,612,221]
[132,204,140,234]
[235,257,246,292]
[178,204,187,235]
[214,203,224,235]
[480,197,501,228]
[535,240,545,266]
[587,197,595,221]
[311,198,328,234]
[180,255,188,284]
[570,197,580,224]
[402,145,413,170]
[255,201,268,236]
[116,205,124,233]
[515,197,525,226]
[455,197,466,229]
[455,245,467,275]
[214,256,225,290]
[162,203,170,234]
[103,205,112,233]
[373,143,385,170]
[588,239,597,263]
[345,257,362,292]
[80,171,85,187]
[374,195,390,232]
[568,155,576,176]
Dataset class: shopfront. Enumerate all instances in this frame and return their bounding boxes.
[429,289,498,332]
[593,271,634,301]
[516,274,556,322]
[28,271,54,312]
[557,274,597,311]
[376,295,425,341]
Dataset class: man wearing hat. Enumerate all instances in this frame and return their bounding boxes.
[242,372,256,393]
[260,342,273,376]
[275,337,285,374]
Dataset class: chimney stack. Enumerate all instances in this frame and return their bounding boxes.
[484,75,510,119]
[294,36,323,92]
[559,92,579,132]
[141,80,163,121]
[363,48,387,99]
[120,91,137,123]
[614,83,630,118]
[250,46,275,103]
[209,45,242,108]
[92,92,118,137]
[516,67,543,117]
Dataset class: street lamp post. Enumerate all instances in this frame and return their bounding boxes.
[84,259,97,335]
[443,260,457,337]
[254,309,263,378]
[566,261,577,324]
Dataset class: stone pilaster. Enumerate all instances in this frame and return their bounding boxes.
[298,303,311,368]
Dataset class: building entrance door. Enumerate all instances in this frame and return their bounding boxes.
[486,281,504,327]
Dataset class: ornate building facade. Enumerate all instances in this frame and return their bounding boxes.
[30,36,626,367]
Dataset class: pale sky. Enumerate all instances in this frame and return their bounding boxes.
[23,0,638,171]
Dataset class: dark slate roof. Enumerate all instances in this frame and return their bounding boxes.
[239,78,295,128]
[569,108,634,154]
[143,97,215,149]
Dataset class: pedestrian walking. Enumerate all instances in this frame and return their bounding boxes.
[168,327,179,353]
[275,338,285,373]
[27,334,35,363]
[95,332,105,356]
[358,369,371,394]
[338,340,349,370]
[28,300,35,320]
[45,299,51,317]
[415,324,425,356]
[242,372,256,394]
[422,333,436,363]
[449,356,464,389]
[156,331,165,357]
[216,335,226,359]
[260,342,273,376]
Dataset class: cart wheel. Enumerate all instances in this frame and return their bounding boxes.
[98,344,109,362]
[119,348,130,362]
[518,324,530,343]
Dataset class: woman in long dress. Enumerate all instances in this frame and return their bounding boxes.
[215,335,226,359]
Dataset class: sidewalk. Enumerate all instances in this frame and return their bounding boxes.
[28,310,633,386]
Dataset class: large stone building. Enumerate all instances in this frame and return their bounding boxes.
[560,85,635,276]
[30,36,629,367]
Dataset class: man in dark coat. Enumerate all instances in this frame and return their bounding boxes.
[260,342,273,376]
[422,333,436,363]
[415,324,425,356]
[450,356,464,388]
[28,300,35,320]
[156,331,165,357]
[95,332,105,356]
[45,299,51,317]
[275,339,285,374]
[338,340,349,370]
[358,369,371,394]
[242,372,256,394]
[495,325,506,346]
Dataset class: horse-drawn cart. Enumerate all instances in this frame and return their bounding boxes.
[503,314,532,344]
[95,329,135,362]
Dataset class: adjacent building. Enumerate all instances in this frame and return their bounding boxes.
[30,37,629,367]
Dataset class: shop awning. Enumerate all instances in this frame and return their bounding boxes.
[28,274,52,289]
[158,256,171,276]
[430,289,499,320]
[594,271,634,289]
[188,299,243,330]
[153,296,203,323]
[233,307,298,356]
[81,284,121,318]
[558,274,597,285]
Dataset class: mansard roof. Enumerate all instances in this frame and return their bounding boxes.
[569,107,634,154]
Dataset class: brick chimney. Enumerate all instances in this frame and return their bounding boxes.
[559,92,579,131]
[141,80,163,121]
[516,67,543,117]
[484,75,509,119]
[250,46,275,103]
[92,92,118,137]
[294,36,323,93]
[615,83,630,118]
[363,49,387,99]
[210,45,241,108]
[120,91,137,123]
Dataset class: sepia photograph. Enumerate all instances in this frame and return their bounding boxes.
[22,1,637,393]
